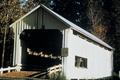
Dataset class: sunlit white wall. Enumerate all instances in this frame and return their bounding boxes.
[65,29,113,79]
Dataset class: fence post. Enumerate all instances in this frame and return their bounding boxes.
[8,66,10,73]
[0,67,3,74]
[16,66,21,71]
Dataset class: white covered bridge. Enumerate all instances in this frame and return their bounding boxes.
[1,4,114,79]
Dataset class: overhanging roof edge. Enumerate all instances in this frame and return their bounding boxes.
[10,5,40,27]
[41,4,113,50]
[9,4,114,50]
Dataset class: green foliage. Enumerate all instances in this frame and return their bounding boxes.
[49,73,67,80]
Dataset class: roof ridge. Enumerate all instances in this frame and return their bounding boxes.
[41,4,113,50]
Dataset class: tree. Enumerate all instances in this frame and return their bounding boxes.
[0,0,24,67]
[0,0,24,27]
[87,0,108,42]
[21,0,39,13]
[50,0,90,30]
[112,0,120,75]
[22,0,49,13]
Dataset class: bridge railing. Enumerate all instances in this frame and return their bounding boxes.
[47,64,62,78]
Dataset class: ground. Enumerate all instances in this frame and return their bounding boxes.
[0,71,47,79]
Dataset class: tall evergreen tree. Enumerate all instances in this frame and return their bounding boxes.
[50,0,90,30]
[112,0,120,75]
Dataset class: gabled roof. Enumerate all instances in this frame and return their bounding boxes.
[10,4,113,50]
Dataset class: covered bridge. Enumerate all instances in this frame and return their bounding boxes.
[6,4,114,79]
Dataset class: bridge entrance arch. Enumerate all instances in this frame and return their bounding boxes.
[20,29,62,71]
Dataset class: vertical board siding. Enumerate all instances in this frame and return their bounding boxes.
[10,7,67,66]
[12,26,17,66]
[66,29,112,79]
[10,8,42,66]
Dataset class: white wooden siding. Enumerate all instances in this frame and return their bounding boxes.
[11,8,43,66]
[10,7,68,66]
[66,29,113,79]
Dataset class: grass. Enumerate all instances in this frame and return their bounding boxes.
[49,72,67,80]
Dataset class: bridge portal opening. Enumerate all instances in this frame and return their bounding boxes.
[20,29,63,71]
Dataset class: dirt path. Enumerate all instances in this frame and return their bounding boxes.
[0,71,38,78]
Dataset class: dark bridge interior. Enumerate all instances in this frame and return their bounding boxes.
[20,29,63,71]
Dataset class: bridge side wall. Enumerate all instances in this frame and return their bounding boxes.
[65,29,113,79]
